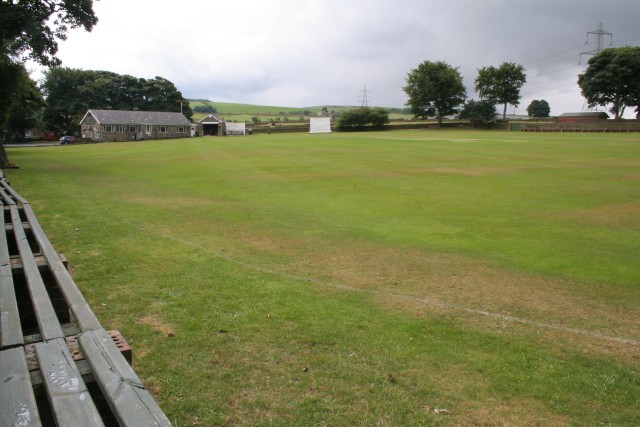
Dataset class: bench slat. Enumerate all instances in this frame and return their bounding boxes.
[22,204,103,332]
[0,180,28,205]
[0,185,16,206]
[0,215,23,348]
[35,337,105,427]
[10,206,64,341]
[0,347,42,427]
[79,329,172,427]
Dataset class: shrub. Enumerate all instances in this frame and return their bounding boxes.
[336,107,390,131]
[193,105,218,114]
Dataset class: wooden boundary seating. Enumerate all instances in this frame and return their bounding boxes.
[0,171,172,427]
[519,121,640,133]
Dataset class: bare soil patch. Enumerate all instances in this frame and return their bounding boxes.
[137,315,175,337]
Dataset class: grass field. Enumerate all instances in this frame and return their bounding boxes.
[5,129,640,425]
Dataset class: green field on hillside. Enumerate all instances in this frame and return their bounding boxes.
[189,100,412,123]
[5,129,640,425]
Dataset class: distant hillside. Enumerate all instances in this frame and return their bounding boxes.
[188,100,411,122]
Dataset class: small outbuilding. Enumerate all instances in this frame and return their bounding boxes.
[80,109,191,142]
[557,112,609,124]
[197,114,226,136]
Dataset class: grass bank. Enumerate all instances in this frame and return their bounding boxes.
[5,129,640,425]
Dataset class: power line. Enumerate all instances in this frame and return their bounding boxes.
[527,55,579,70]
[522,82,579,97]
[523,43,586,68]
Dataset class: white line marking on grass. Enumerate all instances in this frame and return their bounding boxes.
[91,196,640,347]
[380,137,482,142]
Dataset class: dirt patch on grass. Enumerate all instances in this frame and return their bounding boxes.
[618,172,640,181]
[408,167,508,177]
[568,202,640,227]
[275,239,640,362]
[136,315,174,337]
[459,397,572,426]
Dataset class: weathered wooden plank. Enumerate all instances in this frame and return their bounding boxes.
[10,205,64,341]
[79,329,172,427]
[35,337,105,427]
[0,185,16,207]
[0,347,42,427]
[25,329,132,372]
[0,205,23,348]
[22,204,103,332]
[0,179,28,205]
[10,253,69,273]
[5,222,32,231]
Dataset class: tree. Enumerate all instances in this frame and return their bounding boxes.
[0,0,97,166]
[475,62,526,120]
[578,46,640,119]
[403,60,466,126]
[5,69,45,141]
[0,57,44,147]
[42,67,90,133]
[458,100,497,124]
[336,107,389,131]
[526,99,550,118]
[0,0,98,67]
[42,68,193,133]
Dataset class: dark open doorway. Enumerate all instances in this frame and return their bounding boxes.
[203,123,219,136]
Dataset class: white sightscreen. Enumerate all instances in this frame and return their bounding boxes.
[225,122,246,135]
[309,117,331,133]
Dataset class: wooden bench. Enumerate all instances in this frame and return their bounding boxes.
[0,175,172,427]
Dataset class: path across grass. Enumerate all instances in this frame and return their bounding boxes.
[6,129,640,425]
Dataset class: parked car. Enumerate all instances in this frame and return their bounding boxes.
[59,135,75,145]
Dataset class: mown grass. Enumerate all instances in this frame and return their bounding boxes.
[5,129,640,425]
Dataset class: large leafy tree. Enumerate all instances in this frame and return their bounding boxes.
[142,76,193,117]
[0,0,98,166]
[403,60,466,126]
[526,99,550,118]
[4,65,45,141]
[0,57,44,162]
[578,46,640,119]
[42,67,90,132]
[0,0,98,66]
[475,62,526,120]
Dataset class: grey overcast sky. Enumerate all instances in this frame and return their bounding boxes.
[41,0,640,116]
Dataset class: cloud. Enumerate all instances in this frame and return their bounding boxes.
[47,0,640,115]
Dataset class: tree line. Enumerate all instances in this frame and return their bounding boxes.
[404,60,531,126]
[42,68,193,134]
[404,45,640,125]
